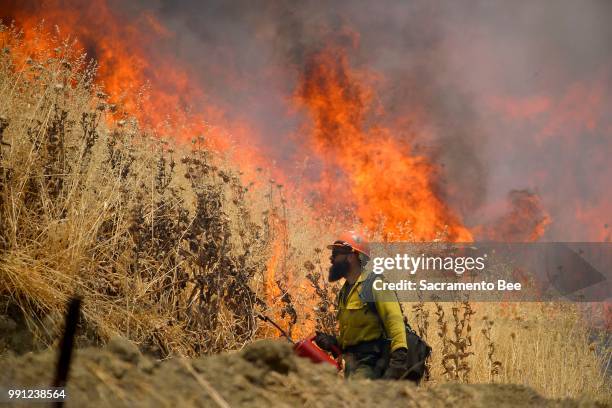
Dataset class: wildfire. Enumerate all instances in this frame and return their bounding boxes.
[8,1,580,245]
[295,43,473,242]
[265,236,283,302]
[9,0,610,333]
[1,0,270,183]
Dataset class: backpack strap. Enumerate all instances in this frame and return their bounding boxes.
[358,272,379,315]
[359,273,418,334]
[359,273,395,338]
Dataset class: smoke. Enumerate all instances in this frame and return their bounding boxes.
[476,190,552,242]
[31,0,612,240]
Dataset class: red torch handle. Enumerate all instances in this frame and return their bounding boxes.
[294,336,340,370]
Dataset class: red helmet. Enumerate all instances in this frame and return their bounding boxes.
[327,231,370,258]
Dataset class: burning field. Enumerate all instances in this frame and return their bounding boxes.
[0,0,611,406]
[4,0,610,242]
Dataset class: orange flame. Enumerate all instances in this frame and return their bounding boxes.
[265,236,283,303]
[295,43,472,241]
[2,0,271,184]
[9,2,599,339]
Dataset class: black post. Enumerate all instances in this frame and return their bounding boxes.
[52,297,81,407]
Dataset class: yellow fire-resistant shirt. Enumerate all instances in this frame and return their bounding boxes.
[336,271,408,352]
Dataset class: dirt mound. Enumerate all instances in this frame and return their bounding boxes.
[1,339,605,408]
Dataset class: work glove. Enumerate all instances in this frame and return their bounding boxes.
[383,347,409,380]
[314,331,340,358]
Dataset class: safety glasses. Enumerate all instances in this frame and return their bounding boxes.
[331,249,352,258]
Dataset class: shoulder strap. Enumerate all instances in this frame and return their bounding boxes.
[359,273,394,339]
[359,273,416,333]
[358,272,379,315]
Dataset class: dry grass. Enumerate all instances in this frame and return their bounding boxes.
[0,21,609,404]
[0,22,284,356]
[0,20,338,356]
[412,301,611,402]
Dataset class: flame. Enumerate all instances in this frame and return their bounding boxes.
[1,0,303,336]
[265,236,283,302]
[264,231,317,339]
[295,43,473,241]
[3,0,607,246]
[7,1,573,246]
[10,1,609,339]
[1,0,270,184]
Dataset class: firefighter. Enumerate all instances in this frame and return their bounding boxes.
[314,231,409,380]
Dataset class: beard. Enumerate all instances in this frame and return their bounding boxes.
[328,259,350,282]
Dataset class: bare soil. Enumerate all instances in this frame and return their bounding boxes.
[1,338,606,408]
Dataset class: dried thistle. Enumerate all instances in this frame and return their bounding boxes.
[482,315,502,382]
[436,300,475,382]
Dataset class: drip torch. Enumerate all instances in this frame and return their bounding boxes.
[257,314,341,370]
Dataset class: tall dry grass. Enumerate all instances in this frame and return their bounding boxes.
[0,22,291,356]
[409,301,611,402]
[0,20,339,356]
